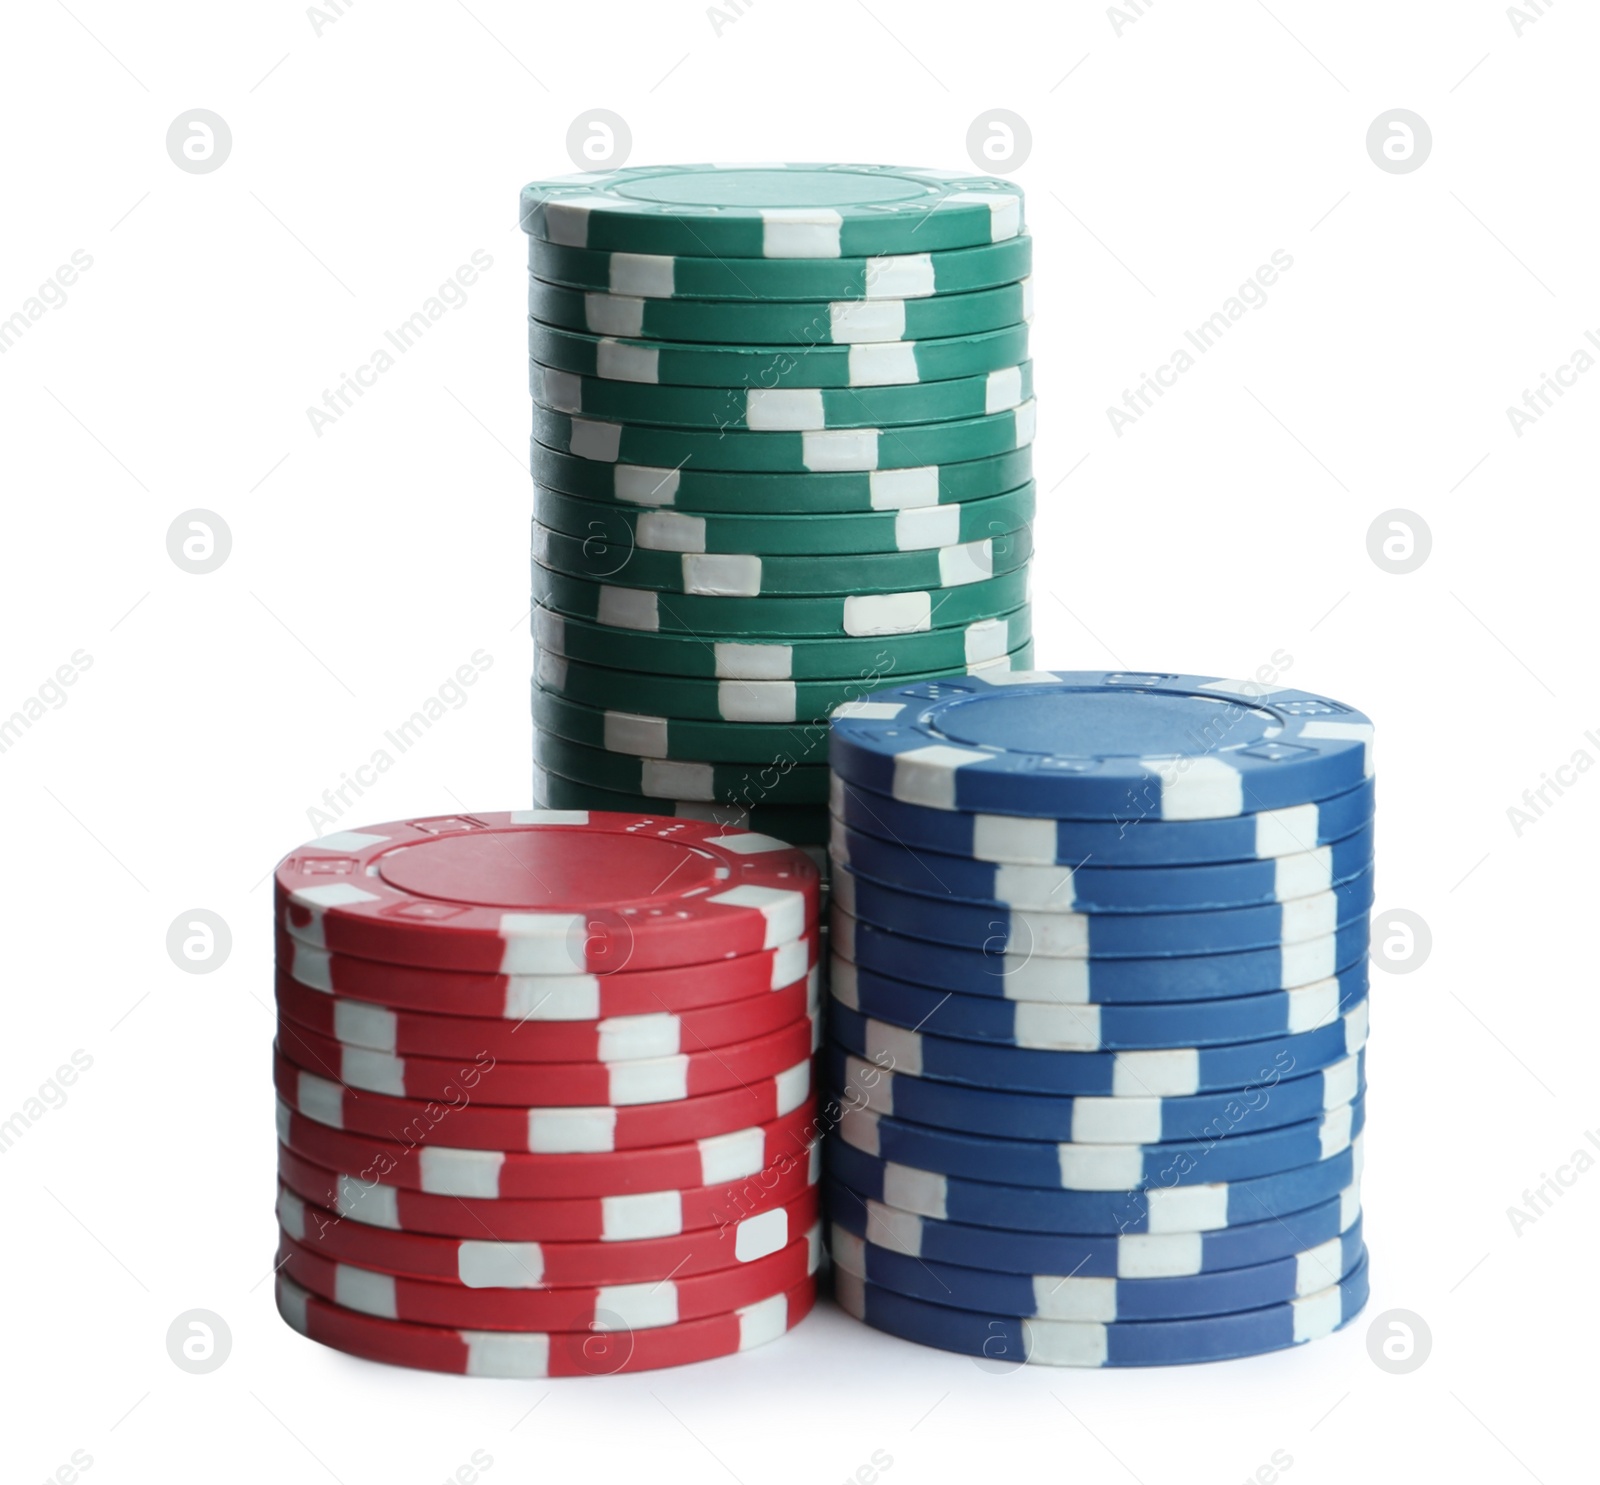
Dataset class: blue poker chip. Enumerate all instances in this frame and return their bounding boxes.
[830,818,1376,914]
[826,1135,1364,1235]
[829,1000,1369,1096]
[825,1042,1365,1142]
[832,1249,1370,1366]
[826,1175,1363,1278]
[832,860,1375,959]
[830,956,1370,1050]
[824,1093,1365,1190]
[834,907,1372,1002]
[831,1213,1366,1321]
[831,774,1377,868]
[829,671,1374,820]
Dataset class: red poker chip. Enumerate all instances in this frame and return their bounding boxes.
[277,1271,816,1377]
[275,1011,818,1107]
[275,811,819,975]
[276,1140,821,1242]
[276,927,816,1019]
[273,1045,812,1151]
[276,1179,821,1286]
[276,1223,821,1331]
[276,1094,820,1199]
[275,969,818,1064]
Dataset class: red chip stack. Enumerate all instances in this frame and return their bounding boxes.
[271,810,822,1377]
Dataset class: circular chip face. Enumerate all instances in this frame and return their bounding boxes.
[536,604,1034,681]
[527,233,1033,302]
[529,320,1032,391]
[277,1139,821,1243]
[278,1271,817,1377]
[529,276,1031,345]
[277,1180,821,1285]
[532,442,1032,513]
[277,1224,820,1330]
[518,164,1024,258]
[833,1255,1368,1367]
[827,1175,1361,1279]
[273,810,817,975]
[832,1213,1365,1320]
[828,1133,1364,1235]
[829,671,1375,820]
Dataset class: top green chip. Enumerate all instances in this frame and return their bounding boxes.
[519,164,1025,259]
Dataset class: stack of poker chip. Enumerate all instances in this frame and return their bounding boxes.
[519,164,1035,847]
[270,810,824,1378]
[821,672,1376,1368]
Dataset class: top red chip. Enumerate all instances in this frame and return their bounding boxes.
[274,811,819,975]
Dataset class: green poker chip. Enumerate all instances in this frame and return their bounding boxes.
[531,561,1030,638]
[533,642,1034,729]
[530,443,1032,514]
[530,361,1033,432]
[528,276,1031,346]
[518,164,1024,259]
[532,764,830,845]
[535,730,829,805]
[528,321,1030,391]
[533,683,831,764]
[531,520,1032,597]
[532,400,1034,474]
[532,482,1036,557]
[532,604,1034,680]
[526,234,1033,302]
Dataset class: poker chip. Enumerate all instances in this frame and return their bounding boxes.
[827,1176,1363,1279]
[277,1271,817,1378]
[277,1223,822,1330]
[527,277,1032,345]
[532,769,832,845]
[531,362,1033,430]
[531,442,1033,512]
[275,811,817,975]
[518,165,1023,258]
[527,232,1033,301]
[832,1213,1366,1321]
[273,810,822,1375]
[533,648,1032,735]
[828,671,1374,819]
[534,732,831,806]
[819,669,1376,1365]
[531,518,1033,595]
[529,322,1034,393]
[533,483,1037,557]
[277,1139,823,1243]
[275,966,817,1062]
[833,1254,1369,1368]
[277,1181,821,1285]
[535,604,1034,680]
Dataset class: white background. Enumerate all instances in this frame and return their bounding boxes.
[2,1,1596,1482]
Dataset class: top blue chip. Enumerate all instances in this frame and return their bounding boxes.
[828,671,1374,820]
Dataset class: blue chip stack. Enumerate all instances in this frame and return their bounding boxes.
[822,670,1375,1368]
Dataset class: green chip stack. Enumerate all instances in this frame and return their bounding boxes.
[520,164,1037,847]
